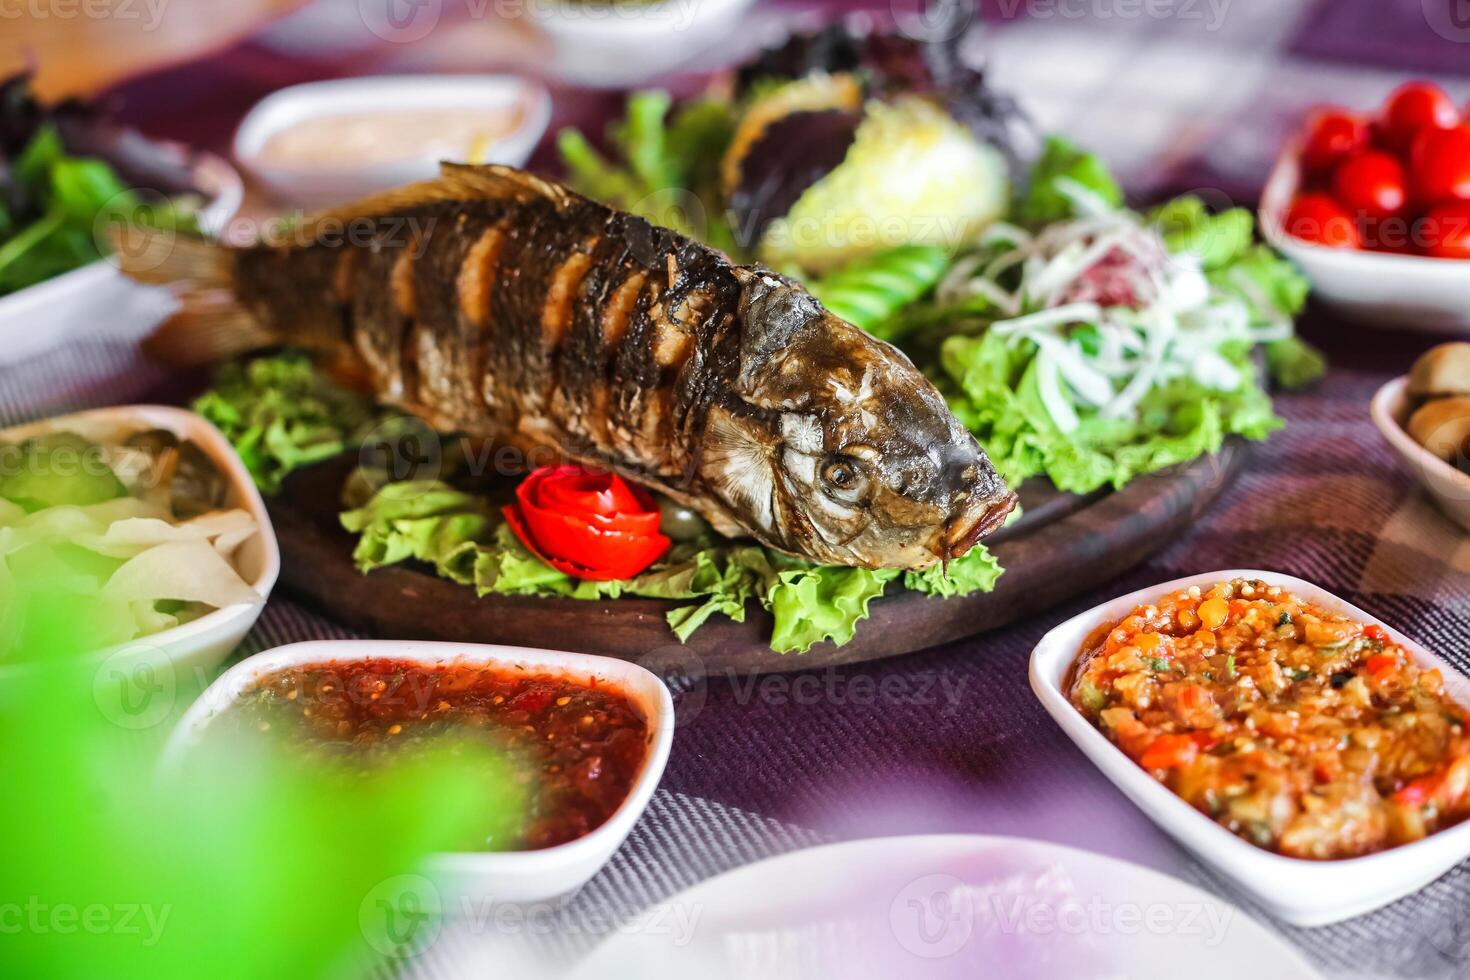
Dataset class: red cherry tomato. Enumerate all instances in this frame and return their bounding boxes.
[1283,193,1361,248]
[1411,123,1470,204]
[1380,80,1458,152]
[1300,108,1369,175]
[1331,151,1407,219]
[1420,201,1470,259]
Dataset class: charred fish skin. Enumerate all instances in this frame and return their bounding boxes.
[214,165,1015,569]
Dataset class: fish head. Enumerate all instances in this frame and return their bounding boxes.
[704,271,1017,570]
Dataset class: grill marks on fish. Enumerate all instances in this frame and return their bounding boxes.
[276,193,746,499]
[558,234,645,461]
[457,223,505,331]
[409,209,501,428]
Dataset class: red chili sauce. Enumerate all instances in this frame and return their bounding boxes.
[228,658,651,850]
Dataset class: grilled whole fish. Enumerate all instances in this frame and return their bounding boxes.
[119,163,1015,570]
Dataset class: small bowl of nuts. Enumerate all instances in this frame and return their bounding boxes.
[1372,342,1470,531]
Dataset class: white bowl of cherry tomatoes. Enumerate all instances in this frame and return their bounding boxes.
[1262,80,1470,334]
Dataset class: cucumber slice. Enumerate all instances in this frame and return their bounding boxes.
[0,431,126,512]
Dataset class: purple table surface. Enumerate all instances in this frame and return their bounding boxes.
[25,1,1470,977]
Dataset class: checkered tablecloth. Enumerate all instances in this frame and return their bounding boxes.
[11,1,1470,977]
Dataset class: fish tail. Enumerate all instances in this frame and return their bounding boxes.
[112,227,276,367]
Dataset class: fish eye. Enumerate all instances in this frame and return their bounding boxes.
[821,453,871,504]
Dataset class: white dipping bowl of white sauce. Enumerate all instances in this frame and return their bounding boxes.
[234,75,551,209]
[526,0,758,89]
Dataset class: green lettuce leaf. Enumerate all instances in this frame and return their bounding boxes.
[1017,135,1123,225]
[557,90,737,250]
[764,562,899,653]
[339,481,493,582]
[1264,335,1327,390]
[193,353,381,493]
[1149,195,1253,270]
[903,541,1005,597]
[343,477,1002,653]
[0,124,198,296]
[941,329,1280,494]
[1216,243,1310,315]
[1205,243,1322,389]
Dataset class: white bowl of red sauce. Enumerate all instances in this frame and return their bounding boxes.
[163,640,673,902]
[1031,570,1470,926]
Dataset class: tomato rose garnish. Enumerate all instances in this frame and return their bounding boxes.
[503,465,671,581]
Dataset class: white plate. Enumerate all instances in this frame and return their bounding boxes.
[234,75,551,208]
[1,405,279,686]
[568,834,1320,979]
[0,150,242,366]
[1030,569,1470,926]
[162,639,674,904]
[1371,375,1470,533]
[1260,141,1470,334]
[528,0,757,88]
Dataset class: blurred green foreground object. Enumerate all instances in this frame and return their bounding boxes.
[0,590,524,979]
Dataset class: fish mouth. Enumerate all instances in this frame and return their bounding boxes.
[938,489,1019,560]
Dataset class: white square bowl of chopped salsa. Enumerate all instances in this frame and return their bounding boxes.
[1030,569,1470,926]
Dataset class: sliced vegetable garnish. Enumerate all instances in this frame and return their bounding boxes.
[503,466,671,582]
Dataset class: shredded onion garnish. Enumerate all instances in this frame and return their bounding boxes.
[937,202,1285,430]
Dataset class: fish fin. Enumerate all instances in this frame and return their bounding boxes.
[731,267,824,396]
[274,163,571,247]
[111,226,230,289]
[142,295,275,367]
[110,228,273,367]
[437,162,572,204]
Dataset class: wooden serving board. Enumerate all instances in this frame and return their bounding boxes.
[264,437,1248,676]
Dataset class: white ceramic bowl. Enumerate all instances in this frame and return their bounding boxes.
[162,639,674,903]
[1371,374,1470,532]
[1260,142,1470,334]
[0,150,241,366]
[527,0,757,88]
[1,405,279,684]
[1030,569,1470,927]
[234,75,551,208]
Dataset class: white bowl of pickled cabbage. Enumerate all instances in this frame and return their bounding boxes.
[0,406,279,687]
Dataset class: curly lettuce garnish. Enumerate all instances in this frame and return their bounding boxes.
[340,477,1002,654]
[902,136,1318,494]
[193,354,381,494]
